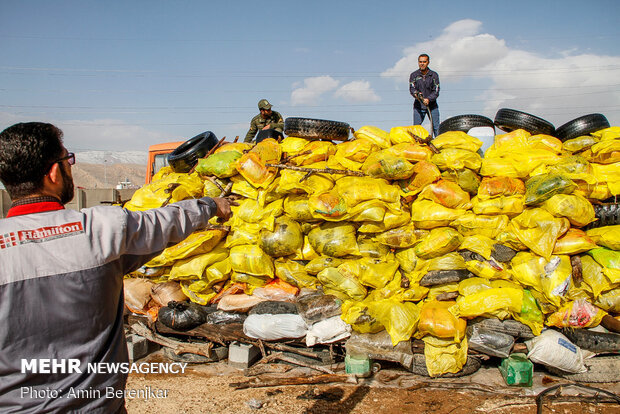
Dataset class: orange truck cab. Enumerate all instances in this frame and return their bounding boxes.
[145,141,184,184]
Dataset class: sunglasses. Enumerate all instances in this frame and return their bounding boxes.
[55,152,75,166]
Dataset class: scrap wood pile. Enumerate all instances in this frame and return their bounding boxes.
[122,110,620,380]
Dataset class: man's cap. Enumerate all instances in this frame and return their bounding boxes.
[258,99,272,110]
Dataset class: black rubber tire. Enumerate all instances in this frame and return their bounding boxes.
[555,113,610,142]
[545,356,620,383]
[562,328,620,354]
[438,114,495,136]
[586,203,620,229]
[255,128,283,143]
[284,117,350,141]
[167,131,218,173]
[494,108,555,136]
[409,354,481,377]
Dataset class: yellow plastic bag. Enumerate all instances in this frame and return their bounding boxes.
[477,177,525,199]
[418,179,471,209]
[340,298,383,333]
[546,299,607,328]
[259,216,304,257]
[168,246,229,280]
[370,299,420,345]
[450,213,509,239]
[365,222,413,247]
[441,168,481,195]
[354,125,391,148]
[528,134,563,154]
[542,194,596,227]
[471,195,525,216]
[508,208,569,260]
[317,267,367,301]
[592,126,620,141]
[179,281,217,305]
[308,222,359,257]
[431,148,482,171]
[124,172,205,211]
[432,131,483,152]
[280,136,309,154]
[291,141,337,166]
[479,157,520,178]
[488,129,531,155]
[146,229,227,267]
[581,256,615,299]
[338,258,399,290]
[336,176,400,206]
[389,125,429,144]
[414,227,463,259]
[587,225,620,250]
[195,151,241,178]
[305,256,348,275]
[422,336,468,377]
[416,301,466,342]
[283,194,320,222]
[524,173,577,206]
[383,143,433,162]
[459,235,495,259]
[395,247,418,274]
[595,289,620,313]
[332,138,378,170]
[274,258,318,289]
[229,245,275,277]
[458,277,493,296]
[513,289,544,336]
[277,167,334,195]
[411,200,467,229]
[563,135,598,153]
[230,175,259,199]
[398,160,442,196]
[465,260,510,280]
[215,142,252,154]
[362,152,415,180]
[357,210,411,233]
[553,229,598,255]
[587,139,620,164]
[224,221,261,248]
[456,287,523,319]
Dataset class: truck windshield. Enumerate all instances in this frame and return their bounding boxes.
[153,154,169,175]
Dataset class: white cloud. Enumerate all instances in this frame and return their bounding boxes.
[334,80,381,103]
[59,119,170,152]
[290,76,339,106]
[381,19,620,125]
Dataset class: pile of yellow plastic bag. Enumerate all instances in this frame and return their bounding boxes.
[123,123,620,377]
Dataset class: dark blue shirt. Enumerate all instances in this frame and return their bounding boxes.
[409,68,440,109]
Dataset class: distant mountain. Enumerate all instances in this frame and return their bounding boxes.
[75,150,147,165]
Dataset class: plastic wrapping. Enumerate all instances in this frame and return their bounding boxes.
[243,313,307,341]
[526,329,586,374]
[306,315,352,346]
[467,325,515,358]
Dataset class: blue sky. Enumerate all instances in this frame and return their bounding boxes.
[1,0,619,153]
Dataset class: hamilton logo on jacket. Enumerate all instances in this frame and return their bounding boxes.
[0,222,84,249]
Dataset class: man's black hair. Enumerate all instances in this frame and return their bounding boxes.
[419,53,430,61]
[0,122,65,199]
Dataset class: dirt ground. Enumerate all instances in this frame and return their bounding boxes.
[125,350,620,414]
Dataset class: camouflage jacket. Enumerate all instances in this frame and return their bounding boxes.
[244,111,284,142]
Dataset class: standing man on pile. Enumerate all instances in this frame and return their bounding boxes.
[0,122,233,413]
[410,53,440,138]
[244,99,284,143]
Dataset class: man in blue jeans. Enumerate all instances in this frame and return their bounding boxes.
[409,53,440,138]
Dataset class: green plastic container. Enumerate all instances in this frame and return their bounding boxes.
[499,353,533,387]
[345,354,371,376]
